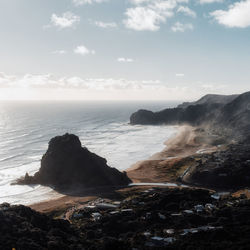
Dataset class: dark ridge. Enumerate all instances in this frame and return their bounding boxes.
[130,91,250,135]
[177,93,239,109]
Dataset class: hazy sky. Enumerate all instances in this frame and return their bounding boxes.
[0,0,249,100]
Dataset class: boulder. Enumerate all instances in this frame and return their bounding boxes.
[17,133,131,188]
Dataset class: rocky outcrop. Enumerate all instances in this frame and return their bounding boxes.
[17,133,131,188]
[182,136,250,190]
[2,188,250,249]
[130,91,250,134]
[218,91,250,133]
[0,203,84,249]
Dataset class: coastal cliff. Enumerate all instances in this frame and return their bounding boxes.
[130,91,250,135]
[16,133,131,188]
[129,91,250,191]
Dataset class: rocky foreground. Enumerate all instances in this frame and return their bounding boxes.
[1,187,250,250]
[182,135,250,190]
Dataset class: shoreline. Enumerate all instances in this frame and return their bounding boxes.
[126,125,220,184]
[29,125,219,213]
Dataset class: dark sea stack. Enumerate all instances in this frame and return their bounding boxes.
[18,133,131,188]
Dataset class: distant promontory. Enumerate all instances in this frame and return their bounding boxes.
[130,91,250,135]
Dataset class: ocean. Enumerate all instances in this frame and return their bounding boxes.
[0,101,178,205]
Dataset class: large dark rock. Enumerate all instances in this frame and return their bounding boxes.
[17,133,131,188]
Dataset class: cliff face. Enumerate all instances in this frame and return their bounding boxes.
[17,133,131,188]
[218,91,250,131]
[177,94,238,109]
[130,104,222,126]
[130,91,250,134]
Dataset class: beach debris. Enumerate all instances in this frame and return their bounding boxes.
[181,226,223,235]
[84,205,96,211]
[194,204,204,213]
[91,212,102,221]
[183,209,194,214]
[211,193,220,200]
[211,192,230,200]
[205,203,216,211]
[95,202,118,210]
[73,213,83,219]
[121,209,133,213]
[113,201,121,205]
[158,213,166,220]
[109,211,120,215]
[145,236,175,247]
[164,229,175,235]
[143,232,151,237]
[171,213,182,216]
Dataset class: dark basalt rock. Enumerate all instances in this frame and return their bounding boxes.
[17,133,131,188]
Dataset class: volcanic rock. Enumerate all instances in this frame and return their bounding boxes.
[17,133,131,188]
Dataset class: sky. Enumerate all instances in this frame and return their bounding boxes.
[0,0,249,100]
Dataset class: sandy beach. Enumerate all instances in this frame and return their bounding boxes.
[29,125,221,214]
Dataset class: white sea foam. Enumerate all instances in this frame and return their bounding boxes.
[0,101,178,205]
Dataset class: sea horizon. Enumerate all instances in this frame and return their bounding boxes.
[0,100,178,204]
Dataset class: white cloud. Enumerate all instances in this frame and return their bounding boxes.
[171,22,193,32]
[74,45,96,56]
[52,50,67,54]
[124,0,189,31]
[130,0,189,5]
[177,6,196,18]
[201,84,227,91]
[94,21,117,28]
[117,57,134,63]
[210,0,250,28]
[199,0,223,4]
[72,0,108,5]
[51,12,80,29]
[176,73,184,77]
[0,72,165,91]
[124,7,167,31]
